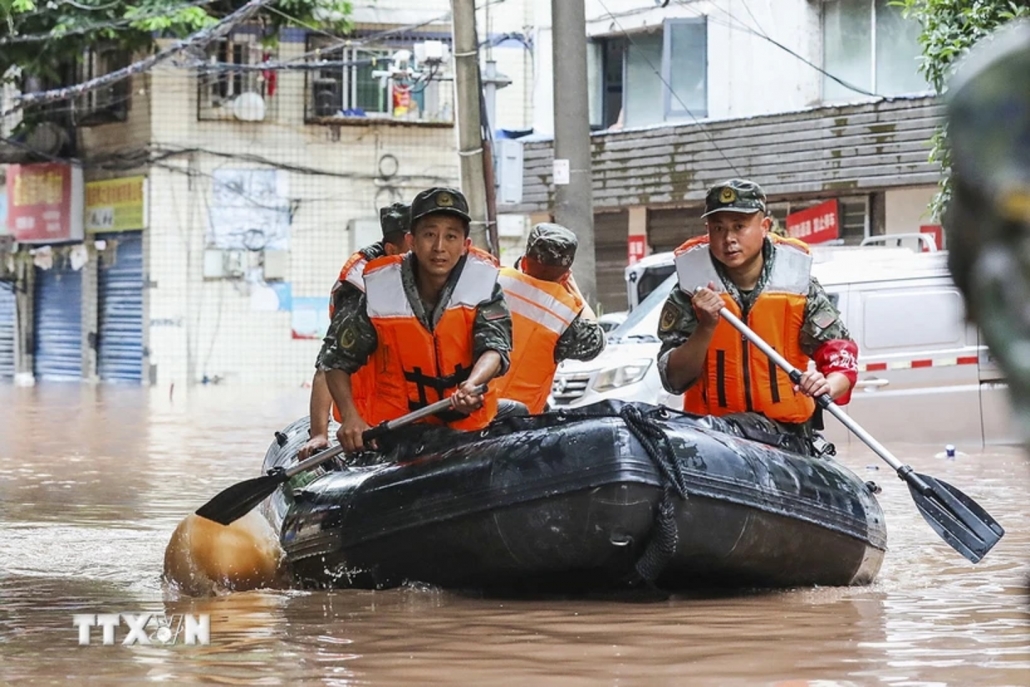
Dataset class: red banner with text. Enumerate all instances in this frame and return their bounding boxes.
[628,235,647,265]
[5,163,84,244]
[786,199,839,245]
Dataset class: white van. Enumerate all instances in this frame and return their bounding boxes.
[556,248,1017,447]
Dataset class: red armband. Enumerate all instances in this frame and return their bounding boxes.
[813,339,859,406]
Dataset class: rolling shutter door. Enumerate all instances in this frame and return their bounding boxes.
[593,211,629,314]
[97,232,144,383]
[0,282,15,381]
[34,260,83,381]
[647,207,706,253]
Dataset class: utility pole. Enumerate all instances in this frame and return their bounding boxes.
[551,0,596,305]
[450,0,491,252]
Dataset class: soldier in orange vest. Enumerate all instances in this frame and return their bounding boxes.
[495,223,606,413]
[657,179,859,435]
[320,188,513,453]
[298,203,411,459]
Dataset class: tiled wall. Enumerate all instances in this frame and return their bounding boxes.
[143,36,466,387]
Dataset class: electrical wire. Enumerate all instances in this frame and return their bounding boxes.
[2,0,276,118]
[0,0,222,46]
[672,0,881,97]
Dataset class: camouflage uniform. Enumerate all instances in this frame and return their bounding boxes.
[656,179,853,397]
[521,223,606,363]
[317,189,512,375]
[325,203,410,342]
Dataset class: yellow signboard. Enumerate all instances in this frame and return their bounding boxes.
[85,176,146,233]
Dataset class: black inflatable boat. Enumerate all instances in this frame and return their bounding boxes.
[260,402,887,593]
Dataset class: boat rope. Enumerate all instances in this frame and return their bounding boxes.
[618,405,689,585]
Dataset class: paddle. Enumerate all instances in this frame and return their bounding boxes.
[715,305,1004,564]
[195,384,488,526]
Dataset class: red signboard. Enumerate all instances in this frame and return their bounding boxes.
[786,199,839,245]
[5,163,84,244]
[628,235,647,265]
[919,224,943,252]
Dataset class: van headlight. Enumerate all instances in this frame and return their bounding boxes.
[592,359,652,391]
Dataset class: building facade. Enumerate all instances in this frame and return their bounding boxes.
[505,0,942,312]
[0,1,536,388]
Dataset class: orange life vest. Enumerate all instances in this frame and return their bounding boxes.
[362,248,500,431]
[328,250,373,319]
[494,264,585,413]
[673,234,815,423]
[329,249,376,423]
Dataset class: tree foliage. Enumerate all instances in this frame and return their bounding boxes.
[896,0,1030,218]
[0,0,353,83]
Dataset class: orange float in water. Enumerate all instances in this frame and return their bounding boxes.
[163,511,287,596]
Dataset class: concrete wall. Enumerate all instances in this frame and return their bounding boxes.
[531,0,828,135]
[139,35,463,388]
[884,186,937,235]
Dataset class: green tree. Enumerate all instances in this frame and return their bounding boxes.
[896,0,1030,218]
[1,0,352,84]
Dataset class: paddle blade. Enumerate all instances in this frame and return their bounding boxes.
[907,473,1005,563]
[194,471,287,526]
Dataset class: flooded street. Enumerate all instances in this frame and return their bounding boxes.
[1,385,1028,685]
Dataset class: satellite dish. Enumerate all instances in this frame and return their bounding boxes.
[233,92,266,122]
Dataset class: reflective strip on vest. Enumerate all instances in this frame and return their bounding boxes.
[344,257,368,291]
[495,267,583,413]
[764,243,812,295]
[675,234,813,296]
[451,253,500,308]
[498,273,578,336]
[675,243,724,295]
[365,261,415,318]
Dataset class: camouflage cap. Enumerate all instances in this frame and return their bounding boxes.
[409,187,472,225]
[525,222,578,267]
[379,202,411,237]
[703,179,768,218]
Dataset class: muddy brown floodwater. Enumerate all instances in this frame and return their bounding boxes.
[1,385,1028,685]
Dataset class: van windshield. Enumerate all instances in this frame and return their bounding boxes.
[608,273,679,344]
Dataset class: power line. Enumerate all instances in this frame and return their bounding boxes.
[673,0,880,98]
[2,0,274,118]
[0,0,221,46]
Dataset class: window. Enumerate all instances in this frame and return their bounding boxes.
[838,197,870,245]
[305,36,453,124]
[73,47,131,126]
[823,0,928,101]
[198,35,276,122]
[590,17,707,131]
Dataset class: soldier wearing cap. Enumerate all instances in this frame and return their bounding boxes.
[656,178,859,434]
[300,203,413,459]
[319,187,513,452]
[494,223,606,414]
